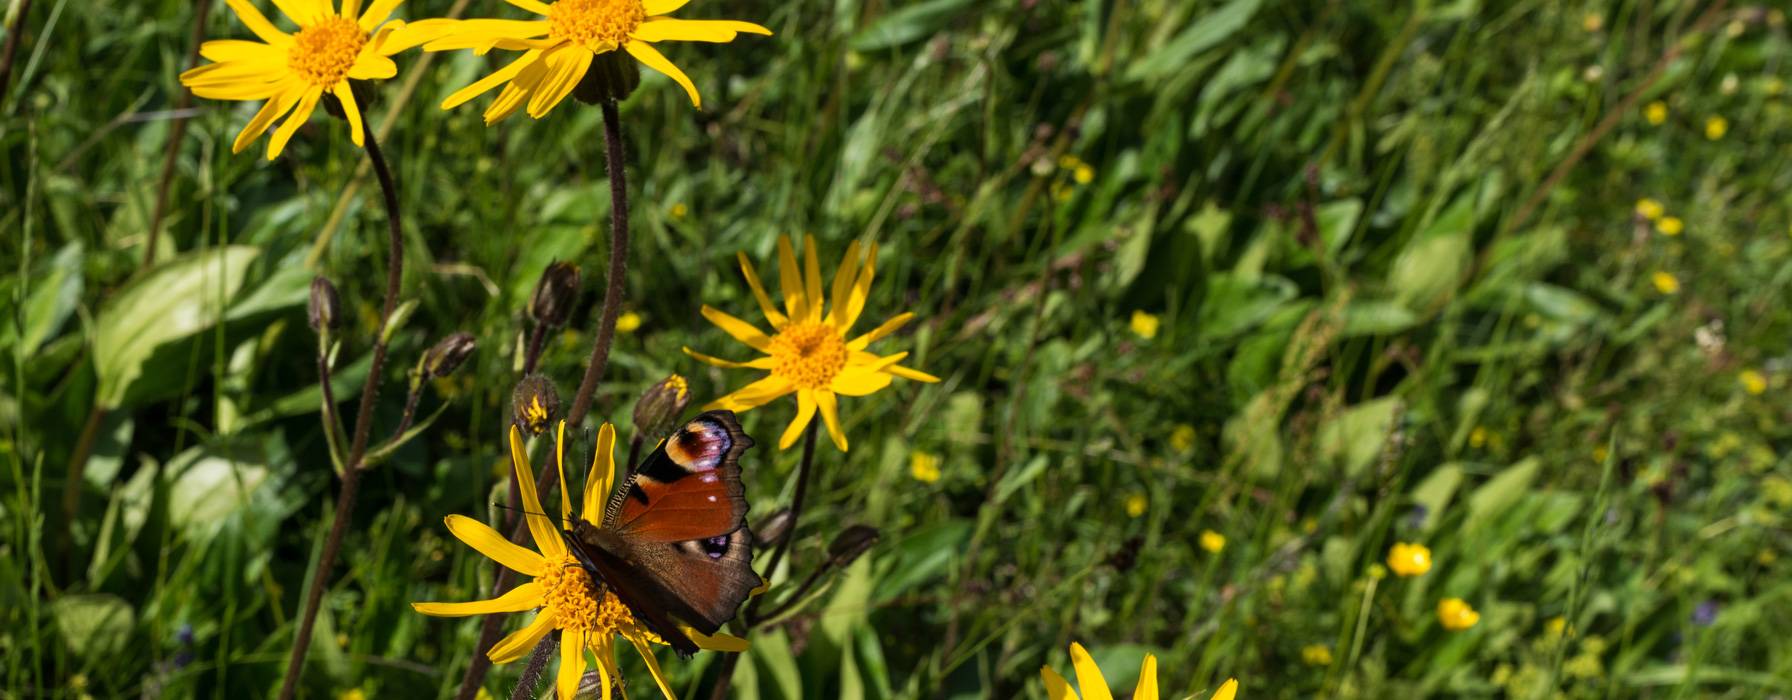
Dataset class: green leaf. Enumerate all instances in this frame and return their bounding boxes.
[1317,397,1402,477]
[1341,299,1418,337]
[93,246,259,408]
[1467,457,1540,530]
[993,454,1047,505]
[1126,0,1262,82]
[1389,195,1476,314]
[51,594,135,659]
[848,0,974,51]
[12,241,83,355]
[1409,463,1463,532]
[750,628,803,700]
[165,443,274,540]
[1318,199,1364,256]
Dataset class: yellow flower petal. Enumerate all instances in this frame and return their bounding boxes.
[814,389,848,451]
[830,364,893,397]
[225,0,293,46]
[1213,678,1239,700]
[357,0,402,31]
[271,0,322,26]
[505,0,553,15]
[383,17,463,53]
[776,235,806,321]
[555,421,573,528]
[625,39,701,108]
[846,311,911,351]
[582,422,617,524]
[487,47,557,123]
[628,633,678,700]
[682,625,749,652]
[824,240,862,328]
[707,374,796,413]
[681,347,776,370]
[182,60,286,87]
[342,0,363,21]
[700,305,775,352]
[1068,642,1113,700]
[347,53,398,80]
[509,425,567,558]
[1041,665,1078,700]
[779,389,818,449]
[333,82,365,146]
[802,234,824,323]
[411,581,544,617]
[737,251,788,328]
[630,18,771,43]
[528,45,592,119]
[593,636,621,700]
[442,48,543,109]
[838,242,878,333]
[642,0,691,15]
[885,364,940,383]
[265,86,323,160]
[231,83,304,154]
[1134,655,1157,700]
[558,628,587,700]
[444,514,547,576]
[488,609,556,664]
[199,39,283,63]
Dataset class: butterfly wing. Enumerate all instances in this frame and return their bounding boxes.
[581,411,761,652]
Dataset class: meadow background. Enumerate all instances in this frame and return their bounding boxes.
[5,0,1792,697]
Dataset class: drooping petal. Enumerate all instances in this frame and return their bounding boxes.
[830,365,893,397]
[838,242,878,333]
[624,40,702,108]
[265,85,323,160]
[630,18,771,43]
[417,19,551,53]
[487,609,556,663]
[1041,665,1078,700]
[582,422,617,524]
[332,82,365,146]
[190,78,289,101]
[738,252,788,328]
[555,421,573,528]
[444,514,547,576]
[230,83,303,153]
[528,45,593,118]
[700,305,775,352]
[225,0,293,46]
[706,374,795,413]
[885,364,941,383]
[778,389,818,449]
[642,0,690,15]
[357,0,403,31]
[182,60,287,87]
[814,390,847,451]
[1068,642,1114,700]
[1213,679,1238,700]
[199,39,284,63]
[1133,654,1158,700]
[347,53,398,79]
[824,241,862,328]
[411,581,545,617]
[776,235,806,321]
[593,636,621,700]
[681,347,776,370]
[628,634,679,700]
[802,234,824,323]
[504,0,553,15]
[847,312,913,350]
[683,625,750,652]
[509,425,567,558]
[383,17,462,54]
[442,48,543,109]
[486,49,556,123]
[557,628,588,700]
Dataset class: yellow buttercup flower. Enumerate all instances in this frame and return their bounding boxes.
[910,451,942,483]
[1130,310,1160,339]
[1200,530,1226,553]
[1740,369,1768,395]
[1124,492,1148,518]
[1656,216,1683,236]
[401,0,770,122]
[1169,424,1196,452]
[1042,642,1238,700]
[1644,100,1667,125]
[413,422,746,699]
[1705,115,1728,140]
[1301,644,1333,666]
[1437,598,1480,631]
[1073,164,1095,185]
[616,311,643,333]
[179,0,413,159]
[1651,271,1680,295]
[1634,198,1664,221]
[1386,542,1432,577]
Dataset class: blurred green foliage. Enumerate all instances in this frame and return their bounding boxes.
[5,0,1792,697]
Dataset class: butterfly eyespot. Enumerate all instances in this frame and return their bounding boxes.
[702,535,731,560]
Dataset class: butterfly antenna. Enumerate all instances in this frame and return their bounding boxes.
[489,502,553,518]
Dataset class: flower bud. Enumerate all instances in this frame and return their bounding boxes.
[528,261,582,328]
[752,508,793,548]
[308,276,341,332]
[573,51,641,105]
[632,374,690,444]
[512,374,560,436]
[424,332,477,378]
[827,525,880,568]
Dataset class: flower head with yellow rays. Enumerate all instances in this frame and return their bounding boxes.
[1042,642,1239,700]
[180,0,412,159]
[396,0,769,123]
[683,235,938,452]
[413,421,746,699]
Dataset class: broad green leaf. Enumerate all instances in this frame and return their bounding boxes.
[1126,0,1262,81]
[1409,463,1463,531]
[1389,195,1476,314]
[51,594,134,658]
[165,444,273,539]
[93,246,259,407]
[993,454,1047,504]
[1318,199,1364,256]
[1341,299,1418,337]
[1467,457,1540,530]
[849,0,974,51]
[12,241,83,355]
[750,628,803,700]
[1317,397,1401,478]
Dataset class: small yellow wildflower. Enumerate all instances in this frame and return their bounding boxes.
[1645,101,1668,125]
[1073,164,1094,185]
[910,451,942,483]
[1545,616,1568,637]
[1705,116,1728,140]
[1581,12,1603,31]
[340,691,368,700]
[1301,644,1334,666]
[1635,198,1664,221]
[1437,598,1480,631]
[1469,425,1488,449]
[1170,423,1197,452]
[615,311,643,334]
[1656,217,1683,236]
[1740,369,1767,395]
[1130,310,1160,340]
[1200,530,1226,553]
[1124,493,1148,518]
[1386,542,1433,577]
[1367,563,1388,580]
[1057,154,1083,170]
[669,202,689,221]
[1592,445,1609,464]
[1041,642,1238,700]
[1651,271,1680,295]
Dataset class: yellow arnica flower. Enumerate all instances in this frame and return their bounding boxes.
[401,0,770,122]
[1645,101,1668,125]
[1437,598,1480,631]
[1124,492,1148,518]
[1705,116,1729,140]
[1043,642,1238,700]
[413,421,746,700]
[1200,530,1226,553]
[1652,271,1680,295]
[180,0,412,159]
[1740,369,1768,395]
[910,451,942,483]
[1386,542,1432,577]
[1656,216,1683,236]
[1634,198,1664,221]
[685,235,939,452]
[1169,423,1196,452]
[1130,310,1160,339]
[1301,644,1333,666]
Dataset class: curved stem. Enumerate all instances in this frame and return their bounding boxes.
[277,119,406,700]
[456,98,632,700]
[509,634,559,700]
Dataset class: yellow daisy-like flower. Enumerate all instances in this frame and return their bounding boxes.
[1634,198,1664,221]
[684,235,939,452]
[1652,271,1680,295]
[1644,100,1668,125]
[1656,216,1684,236]
[1705,115,1729,140]
[1739,369,1768,395]
[1200,530,1226,553]
[1124,492,1148,518]
[1437,598,1480,631]
[1301,644,1333,666]
[1386,542,1432,577]
[1129,310,1160,339]
[401,0,770,122]
[180,0,412,159]
[1042,642,1238,700]
[413,421,746,699]
[910,451,942,483]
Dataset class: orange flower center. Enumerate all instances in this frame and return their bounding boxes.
[548,0,645,52]
[538,556,633,633]
[769,322,848,390]
[288,16,367,87]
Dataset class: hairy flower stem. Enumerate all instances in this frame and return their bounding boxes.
[455,99,632,700]
[144,0,211,267]
[509,635,559,700]
[277,121,406,700]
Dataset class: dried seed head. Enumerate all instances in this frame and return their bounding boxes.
[424,332,478,378]
[631,374,690,444]
[308,276,342,332]
[529,261,582,328]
